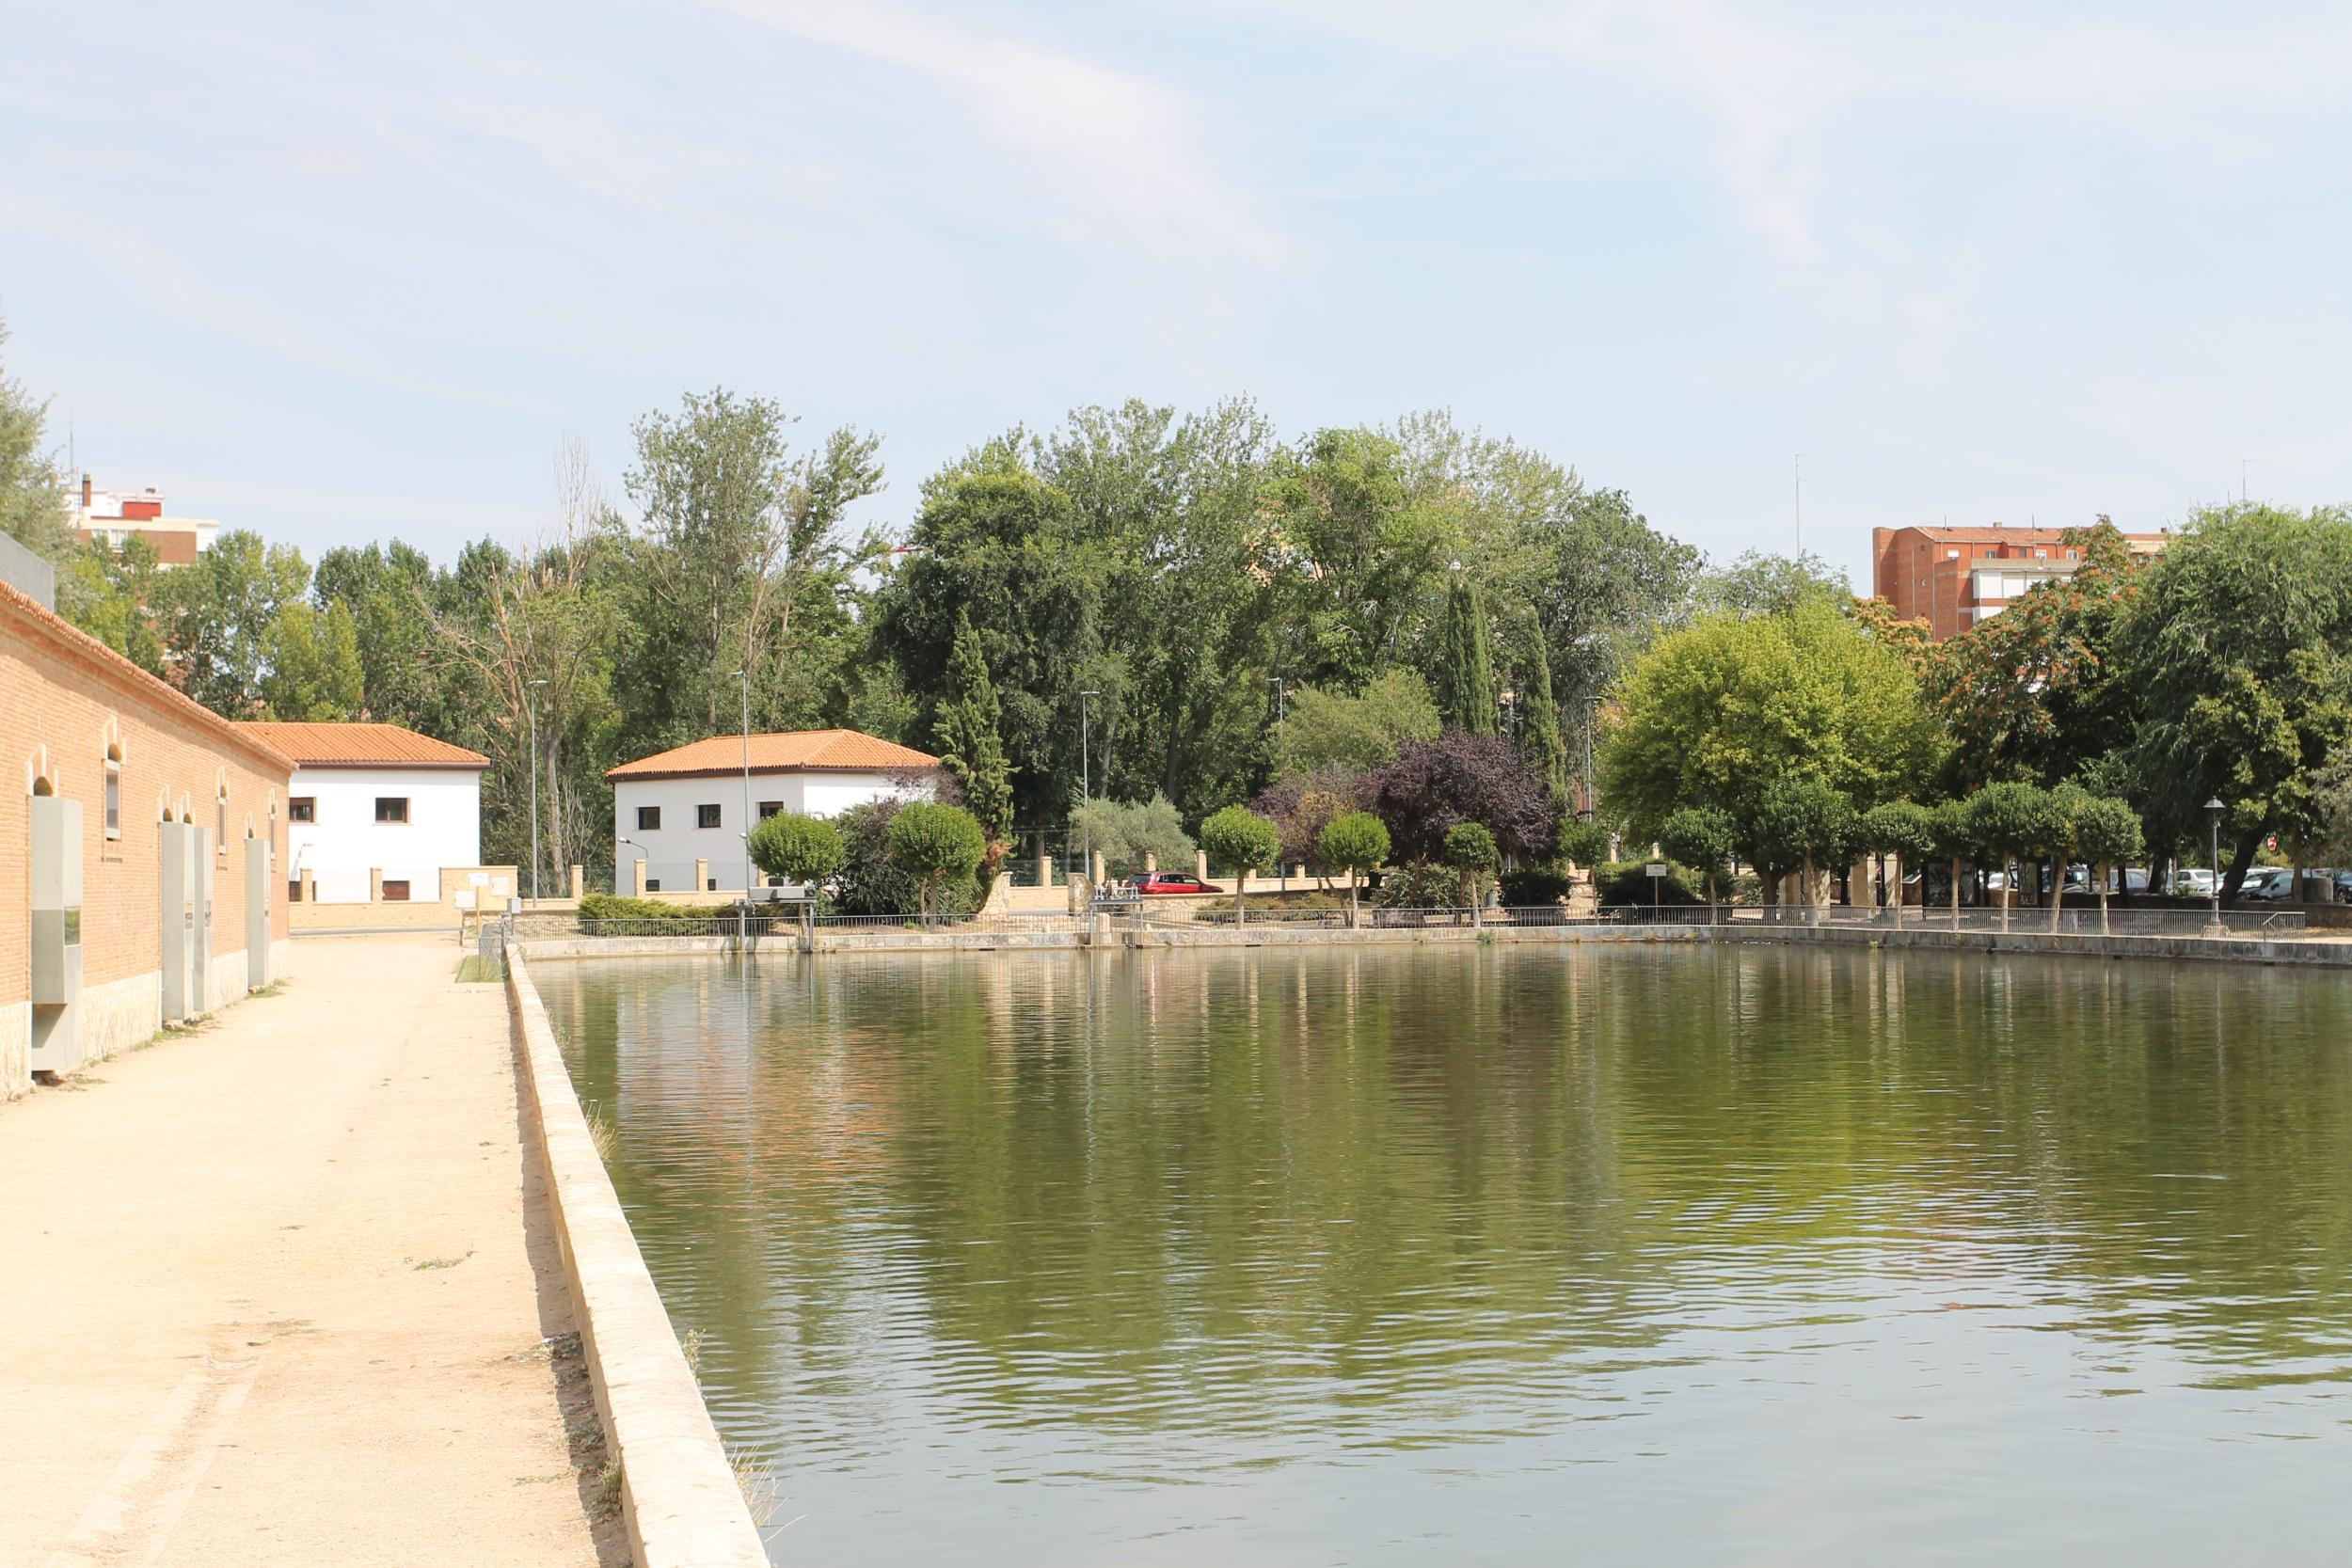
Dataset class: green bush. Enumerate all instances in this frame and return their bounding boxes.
[1376,862,1458,908]
[1498,867,1573,906]
[748,811,844,888]
[887,800,989,916]
[579,893,734,921]
[1594,861,1702,907]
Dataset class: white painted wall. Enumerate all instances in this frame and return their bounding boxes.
[287,766,482,903]
[612,769,935,893]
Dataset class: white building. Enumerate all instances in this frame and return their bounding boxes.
[69,476,223,566]
[238,721,487,903]
[607,729,941,894]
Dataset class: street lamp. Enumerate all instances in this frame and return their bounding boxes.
[734,670,752,945]
[2205,796,2225,927]
[1080,689,1100,892]
[526,678,549,904]
[1582,696,1601,821]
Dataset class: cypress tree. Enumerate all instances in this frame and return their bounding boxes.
[1520,640,1569,806]
[935,610,1014,847]
[1435,576,1499,735]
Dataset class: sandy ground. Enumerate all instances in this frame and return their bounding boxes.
[0,936,626,1568]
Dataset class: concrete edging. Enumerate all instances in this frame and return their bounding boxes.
[504,950,767,1568]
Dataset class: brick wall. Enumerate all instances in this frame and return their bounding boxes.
[2,583,293,1094]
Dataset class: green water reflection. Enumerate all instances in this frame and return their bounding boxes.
[536,944,2352,1566]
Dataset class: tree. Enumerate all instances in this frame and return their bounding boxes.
[1443,822,1500,913]
[1742,777,1853,911]
[1927,521,2145,793]
[935,610,1014,854]
[2073,792,2144,933]
[1694,550,1851,619]
[260,598,363,720]
[621,390,884,749]
[0,313,71,561]
[1856,800,1936,915]
[1273,670,1440,780]
[1252,766,1374,879]
[1964,781,2062,931]
[870,460,1105,832]
[1199,805,1280,926]
[886,801,988,920]
[2116,503,2352,903]
[1600,597,1943,841]
[1559,819,1613,871]
[1317,811,1390,924]
[748,811,844,892]
[1517,638,1569,807]
[1433,575,1499,734]
[1374,731,1559,866]
[156,529,311,716]
[1928,798,1975,923]
[1067,794,1195,878]
[1659,805,1737,914]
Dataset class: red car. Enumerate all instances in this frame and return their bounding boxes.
[1130,872,1224,895]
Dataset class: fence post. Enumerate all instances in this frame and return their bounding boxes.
[568,863,583,900]
[693,857,708,894]
[1196,849,1210,880]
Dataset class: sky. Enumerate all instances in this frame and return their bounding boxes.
[6,0,2350,589]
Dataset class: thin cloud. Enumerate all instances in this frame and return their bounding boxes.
[714,0,1290,265]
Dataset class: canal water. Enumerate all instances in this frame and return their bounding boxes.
[535,944,2352,1566]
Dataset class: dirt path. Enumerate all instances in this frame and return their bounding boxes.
[0,936,625,1568]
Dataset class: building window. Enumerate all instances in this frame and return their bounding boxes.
[707,877,719,891]
[288,879,304,903]
[758,800,783,819]
[637,805,661,831]
[697,803,722,829]
[382,879,411,901]
[375,798,409,824]
[217,788,229,853]
[645,879,662,893]
[104,760,121,840]
[290,797,315,823]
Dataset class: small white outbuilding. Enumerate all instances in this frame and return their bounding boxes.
[239,721,487,904]
[606,728,941,894]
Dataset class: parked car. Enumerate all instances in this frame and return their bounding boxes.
[2171,868,2217,897]
[2336,870,2352,905]
[1130,871,1224,895]
[2240,866,2296,900]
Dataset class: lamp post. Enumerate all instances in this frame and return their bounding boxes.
[526,678,549,904]
[1582,696,1600,821]
[615,835,647,898]
[2205,796,2225,928]
[734,670,752,946]
[1270,676,1288,893]
[1080,689,1099,894]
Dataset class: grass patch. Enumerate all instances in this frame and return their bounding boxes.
[413,1253,472,1271]
[582,1101,617,1164]
[455,954,507,983]
[680,1326,705,1375]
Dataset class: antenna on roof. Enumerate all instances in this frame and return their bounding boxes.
[1793,454,1802,558]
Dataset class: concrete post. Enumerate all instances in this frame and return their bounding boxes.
[626,857,644,897]
[1037,851,1054,888]
[1090,849,1106,886]
[569,863,584,900]
[1196,849,1210,879]
[692,858,709,894]
[1143,849,1157,873]
[368,867,383,902]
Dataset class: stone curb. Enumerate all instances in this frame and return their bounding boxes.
[504,950,768,1568]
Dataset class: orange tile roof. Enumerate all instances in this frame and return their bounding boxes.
[607,729,941,782]
[237,721,488,769]
[1887,523,2169,546]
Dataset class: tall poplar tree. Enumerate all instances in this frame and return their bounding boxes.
[1434,575,1498,734]
[936,609,1014,849]
[1519,641,1569,805]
